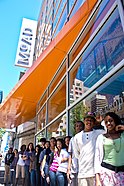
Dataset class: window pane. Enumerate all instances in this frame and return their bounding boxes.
[69,0,86,19]
[53,1,67,38]
[47,115,66,139]
[49,61,66,95]
[36,130,45,145]
[69,101,89,136]
[37,104,46,132]
[37,91,47,113]
[69,68,124,135]
[48,78,66,122]
[69,8,124,104]
[69,0,116,65]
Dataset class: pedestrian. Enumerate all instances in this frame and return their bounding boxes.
[56,138,69,186]
[73,112,105,186]
[10,149,18,186]
[4,147,14,185]
[67,121,84,186]
[95,112,124,186]
[29,145,42,186]
[40,140,51,186]
[15,144,26,186]
[24,142,35,186]
[39,137,46,151]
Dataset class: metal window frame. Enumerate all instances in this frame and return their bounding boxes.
[35,0,124,138]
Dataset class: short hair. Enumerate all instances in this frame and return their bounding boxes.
[74,120,85,130]
[40,138,46,143]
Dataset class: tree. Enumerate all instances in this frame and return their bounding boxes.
[70,102,89,135]
[0,128,5,139]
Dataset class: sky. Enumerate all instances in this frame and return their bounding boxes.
[0,0,42,100]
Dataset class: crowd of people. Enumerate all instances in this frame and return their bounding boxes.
[3,112,124,186]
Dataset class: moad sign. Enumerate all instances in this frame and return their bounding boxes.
[15,18,37,68]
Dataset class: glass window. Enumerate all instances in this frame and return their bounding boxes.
[69,0,86,19]
[48,78,66,123]
[37,91,47,113]
[69,67,124,135]
[69,100,89,136]
[69,0,116,65]
[36,130,45,145]
[49,60,66,95]
[69,8,124,104]
[37,104,46,132]
[53,1,67,38]
[53,3,67,37]
[47,114,67,139]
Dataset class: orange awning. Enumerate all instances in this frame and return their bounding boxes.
[0,0,97,128]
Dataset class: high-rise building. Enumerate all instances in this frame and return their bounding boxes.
[91,94,107,114]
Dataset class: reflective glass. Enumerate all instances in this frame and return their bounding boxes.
[36,130,45,145]
[69,0,85,19]
[37,104,46,132]
[54,3,67,37]
[69,8,124,104]
[49,61,66,95]
[69,0,116,65]
[48,78,66,122]
[53,1,67,37]
[47,114,67,139]
[69,68,124,135]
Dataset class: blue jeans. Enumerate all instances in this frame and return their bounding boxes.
[36,169,41,186]
[10,169,16,184]
[25,165,30,186]
[49,170,57,186]
[30,170,36,186]
[56,171,68,186]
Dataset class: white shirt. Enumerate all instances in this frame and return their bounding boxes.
[17,154,25,166]
[73,129,105,178]
[68,137,78,173]
[57,148,69,173]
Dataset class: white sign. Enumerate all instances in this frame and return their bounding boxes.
[15,18,37,68]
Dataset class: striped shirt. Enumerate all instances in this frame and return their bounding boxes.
[49,152,59,172]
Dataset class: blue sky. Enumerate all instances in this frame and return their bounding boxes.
[0,0,42,100]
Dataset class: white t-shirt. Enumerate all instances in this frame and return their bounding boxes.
[68,137,78,173]
[57,148,69,173]
[17,154,25,166]
[73,129,105,178]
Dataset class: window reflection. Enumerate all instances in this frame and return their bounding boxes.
[36,130,45,145]
[53,1,67,38]
[37,104,46,132]
[47,115,66,139]
[69,68,124,135]
[69,8,124,104]
[48,78,66,122]
[69,0,85,19]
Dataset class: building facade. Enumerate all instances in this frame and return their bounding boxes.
[34,0,124,141]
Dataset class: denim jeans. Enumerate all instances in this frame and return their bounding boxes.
[36,169,41,186]
[25,165,30,186]
[10,169,16,184]
[30,170,36,186]
[49,170,57,186]
[56,171,68,186]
